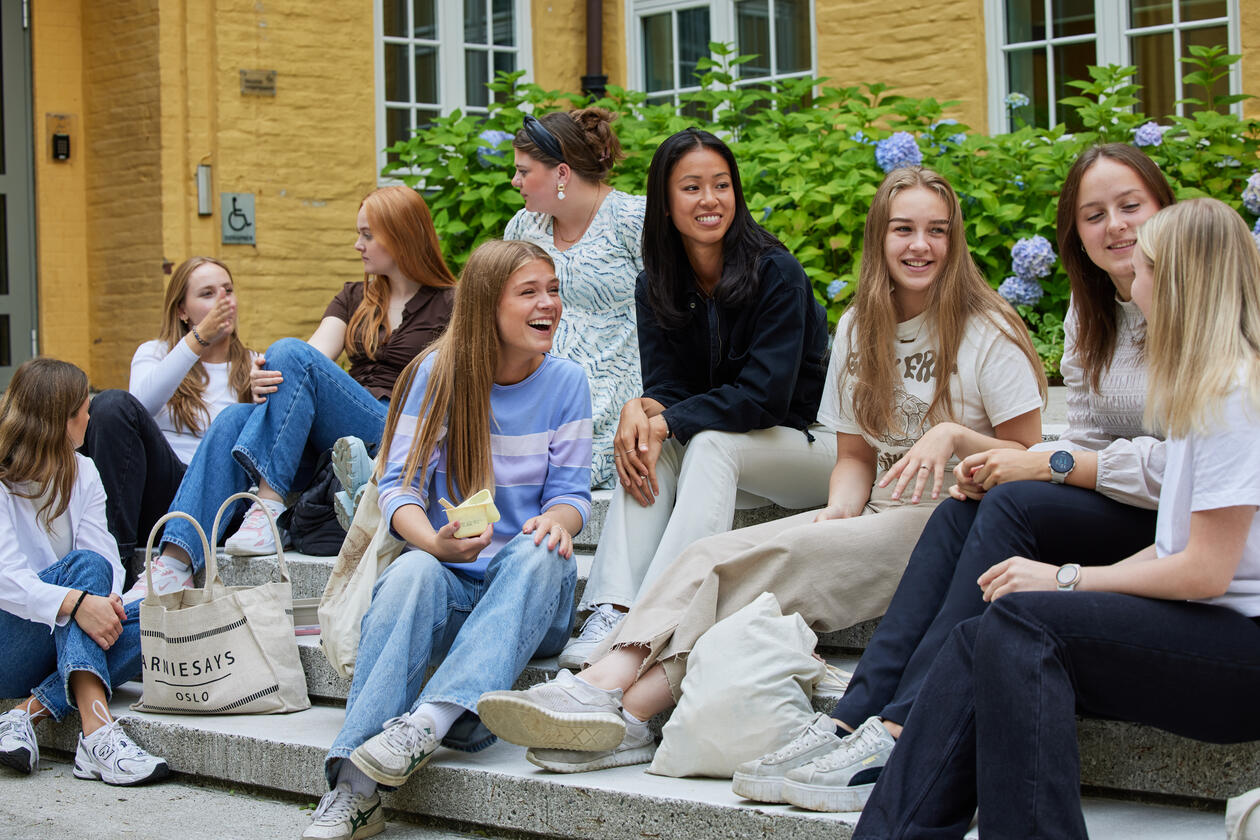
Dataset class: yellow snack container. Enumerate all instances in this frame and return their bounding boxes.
[438,489,501,539]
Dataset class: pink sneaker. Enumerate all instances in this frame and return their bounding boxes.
[122,556,193,603]
[223,500,285,556]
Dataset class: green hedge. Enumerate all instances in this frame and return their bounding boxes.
[385,44,1260,378]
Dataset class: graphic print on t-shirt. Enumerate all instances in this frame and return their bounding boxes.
[875,347,941,473]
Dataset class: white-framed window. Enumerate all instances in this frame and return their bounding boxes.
[628,0,816,109]
[376,0,532,172]
[983,0,1240,132]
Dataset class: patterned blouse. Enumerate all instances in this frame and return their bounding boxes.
[505,189,646,488]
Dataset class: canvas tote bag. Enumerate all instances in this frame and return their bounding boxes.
[132,492,310,714]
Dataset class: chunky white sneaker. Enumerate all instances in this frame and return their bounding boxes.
[526,720,656,773]
[223,500,286,556]
[558,604,625,670]
[0,708,38,774]
[73,718,169,786]
[301,783,385,840]
[349,714,440,787]
[731,712,843,803]
[477,668,625,751]
[780,716,896,812]
[334,484,368,532]
[332,437,373,498]
[122,555,194,603]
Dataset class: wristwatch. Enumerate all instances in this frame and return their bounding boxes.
[1049,450,1075,485]
[1056,563,1082,591]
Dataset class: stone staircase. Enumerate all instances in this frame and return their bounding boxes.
[18,489,1250,839]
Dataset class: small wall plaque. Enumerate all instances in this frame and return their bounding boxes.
[239,69,277,96]
[221,193,256,245]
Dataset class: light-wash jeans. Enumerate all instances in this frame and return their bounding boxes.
[582,425,836,610]
[0,550,143,720]
[161,338,389,570]
[324,532,576,787]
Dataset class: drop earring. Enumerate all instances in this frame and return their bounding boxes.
[557,182,566,201]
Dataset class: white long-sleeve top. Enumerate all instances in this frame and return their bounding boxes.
[130,339,243,464]
[0,454,124,631]
[1031,296,1164,508]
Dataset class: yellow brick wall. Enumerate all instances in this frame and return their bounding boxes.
[531,0,628,93]
[1244,8,1259,122]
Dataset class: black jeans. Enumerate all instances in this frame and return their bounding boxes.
[80,389,186,586]
[854,591,1260,840]
[833,480,1157,729]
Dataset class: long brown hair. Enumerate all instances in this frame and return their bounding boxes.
[376,240,553,502]
[843,167,1046,439]
[345,186,458,361]
[0,358,90,523]
[159,257,252,435]
[1056,144,1175,389]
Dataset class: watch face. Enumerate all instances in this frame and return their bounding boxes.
[1056,566,1073,585]
[1049,450,1074,474]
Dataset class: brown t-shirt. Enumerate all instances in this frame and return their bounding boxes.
[323,281,455,401]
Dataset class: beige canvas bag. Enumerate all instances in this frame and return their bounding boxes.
[132,492,310,714]
[318,481,404,679]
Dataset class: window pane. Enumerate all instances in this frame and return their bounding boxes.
[1130,0,1171,27]
[1005,47,1045,127]
[494,51,514,101]
[384,43,410,102]
[492,0,514,46]
[775,0,811,74]
[0,197,8,295]
[1184,23,1231,112]
[1054,39,1095,131]
[466,49,489,107]
[414,0,436,39]
[465,0,487,44]
[678,7,712,87]
[385,107,411,163]
[1131,31,1175,117]
[642,13,674,93]
[415,45,438,104]
[0,315,11,368]
[736,0,770,79]
[1052,0,1093,38]
[382,0,407,37]
[1006,0,1046,44]
[416,108,440,131]
[1181,0,1227,22]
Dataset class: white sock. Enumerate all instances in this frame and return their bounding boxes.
[570,673,621,700]
[409,701,464,740]
[335,761,377,797]
[622,709,648,727]
[257,498,287,516]
[156,553,191,575]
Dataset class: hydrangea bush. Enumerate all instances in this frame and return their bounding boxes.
[384,43,1259,379]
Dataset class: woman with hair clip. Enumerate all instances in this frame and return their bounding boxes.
[0,358,168,785]
[725,144,1176,815]
[555,128,834,669]
[477,165,1047,775]
[300,239,592,840]
[82,256,253,587]
[855,198,1260,840]
[506,108,646,490]
[126,185,455,600]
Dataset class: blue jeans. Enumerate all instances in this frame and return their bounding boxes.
[834,481,1157,729]
[325,532,576,787]
[161,338,388,570]
[0,551,144,721]
[854,592,1260,840]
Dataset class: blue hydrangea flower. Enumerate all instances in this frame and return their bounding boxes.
[1253,219,1260,254]
[852,130,875,146]
[1012,175,1026,191]
[1133,121,1165,148]
[826,279,848,300]
[999,275,1043,307]
[875,132,922,173]
[476,129,514,167]
[1011,235,1056,279]
[1242,172,1260,216]
[1216,156,1242,168]
[1004,92,1030,110]
[930,119,967,152]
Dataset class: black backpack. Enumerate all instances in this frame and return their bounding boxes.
[277,449,347,556]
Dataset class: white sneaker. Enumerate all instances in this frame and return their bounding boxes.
[122,555,193,603]
[0,708,38,774]
[780,716,896,812]
[301,783,385,840]
[349,714,440,787]
[731,712,842,803]
[223,500,286,556]
[477,668,625,751]
[332,437,373,498]
[73,718,169,786]
[526,720,656,773]
[558,604,625,670]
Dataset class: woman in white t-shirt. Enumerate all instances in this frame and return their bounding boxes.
[855,197,1260,840]
[81,257,253,585]
[475,166,1047,773]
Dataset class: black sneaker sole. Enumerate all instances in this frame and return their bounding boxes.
[0,747,34,774]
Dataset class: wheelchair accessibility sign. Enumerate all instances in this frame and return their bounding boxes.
[221,193,256,245]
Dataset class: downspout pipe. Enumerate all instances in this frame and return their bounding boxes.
[581,0,608,99]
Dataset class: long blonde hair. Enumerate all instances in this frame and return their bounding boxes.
[345,186,458,361]
[1136,199,1260,437]
[842,167,1046,440]
[376,240,554,502]
[0,358,90,523]
[158,257,253,435]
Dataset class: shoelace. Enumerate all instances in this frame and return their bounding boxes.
[766,717,834,761]
[87,700,148,762]
[380,717,428,754]
[313,787,361,822]
[812,722,886,771]
[580,606,622,640]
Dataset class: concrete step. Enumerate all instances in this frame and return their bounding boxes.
[21,684,1227,840]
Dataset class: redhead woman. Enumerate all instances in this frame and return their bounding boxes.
[127,186,455,599]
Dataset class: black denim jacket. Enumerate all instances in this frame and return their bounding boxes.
[636,249,828,444]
